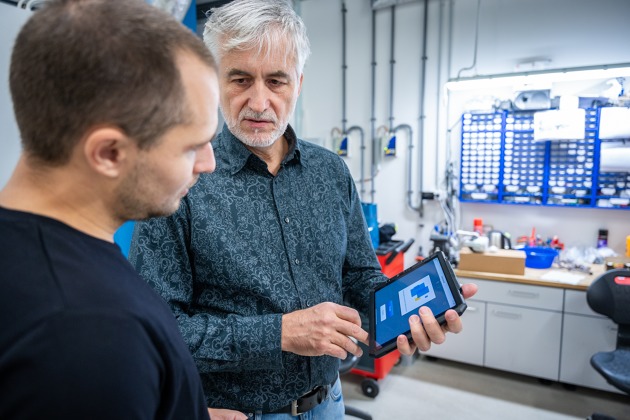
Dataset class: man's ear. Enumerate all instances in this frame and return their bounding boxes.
[83,127,134,178]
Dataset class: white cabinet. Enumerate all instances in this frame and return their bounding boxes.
[476,278,564,380]
[485,303,562,380]
[423,300,485,366]
[426,278,563,380]
[560,290,621,394]
[425,276,621,394]
[474,279,564,311]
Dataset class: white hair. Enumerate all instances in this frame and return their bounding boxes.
[203,0,311,75]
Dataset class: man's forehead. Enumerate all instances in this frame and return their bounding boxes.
[220,45,297,73]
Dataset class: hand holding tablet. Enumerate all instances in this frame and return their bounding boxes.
[369,251,467,358]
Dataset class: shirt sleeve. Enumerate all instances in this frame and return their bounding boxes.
[129,200,284,373]
[338,160,388,316]
[0,313,208,420]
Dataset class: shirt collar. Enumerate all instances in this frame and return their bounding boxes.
[218,124,305,175]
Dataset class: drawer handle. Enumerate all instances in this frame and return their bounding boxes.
[508,290,540,299]
[467,306,478,312]
[492,310,522,319]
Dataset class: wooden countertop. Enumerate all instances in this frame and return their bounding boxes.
[455,264,605,291]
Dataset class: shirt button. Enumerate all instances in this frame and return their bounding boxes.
[284,217,290,223]
[295,258,300,265]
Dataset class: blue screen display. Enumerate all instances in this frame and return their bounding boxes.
[374,258,456,347]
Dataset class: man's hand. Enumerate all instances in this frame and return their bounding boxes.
[207,408,248,420]
[396,283,478,356]
[281,302,368,359]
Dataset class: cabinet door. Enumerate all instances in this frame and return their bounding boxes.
[485,303,562,380]
[560,314,621,394]
[423,300,485,366]
[473,279,564,311]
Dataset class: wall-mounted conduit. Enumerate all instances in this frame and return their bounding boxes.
[416,0,429,216]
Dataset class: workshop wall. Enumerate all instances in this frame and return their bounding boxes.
[299,0,630,265]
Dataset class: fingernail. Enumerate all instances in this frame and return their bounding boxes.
[409,315,420,323]
[419,306,430,315]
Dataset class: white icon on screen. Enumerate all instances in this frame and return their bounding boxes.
[398,275,436,316]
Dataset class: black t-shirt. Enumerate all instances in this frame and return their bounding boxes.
[0,208,210,420]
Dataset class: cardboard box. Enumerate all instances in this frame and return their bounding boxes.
[458,248,526,275]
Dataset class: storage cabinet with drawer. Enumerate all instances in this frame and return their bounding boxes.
[476,278,564,380]
[423,276,618,392]
[423,299,485,366]
[560,289,620,393]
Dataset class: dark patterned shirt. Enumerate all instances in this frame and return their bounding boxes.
[129,124,386,412]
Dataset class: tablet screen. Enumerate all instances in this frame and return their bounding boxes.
[373,255,458,348]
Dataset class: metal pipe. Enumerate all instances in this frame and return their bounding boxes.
[445,0,454,166]
[341,1,348,133]
[346,125,366,200]
[392,124,418,212]
[455,0,481,79]
[417,0,429,216]
[446,0,460,233]
[370,8,377,203]
[434,0,444,190]
[388,6,396,130]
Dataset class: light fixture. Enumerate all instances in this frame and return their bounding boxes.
[445,63,630,92]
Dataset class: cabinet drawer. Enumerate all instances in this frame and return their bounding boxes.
[467,278,563,311]
[564,289,606,317]
[423,300,485,366]
[485,303,562,380]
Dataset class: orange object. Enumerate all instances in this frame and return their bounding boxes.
[473,219,483,236]
[473,218,483,235]
[529,227,537,247]
[377,252,404,278]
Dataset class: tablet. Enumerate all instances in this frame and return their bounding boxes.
[369,251,466,358]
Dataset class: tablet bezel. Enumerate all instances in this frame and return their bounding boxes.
[369,250,467,358]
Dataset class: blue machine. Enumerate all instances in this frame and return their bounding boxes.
[361,202,379,249]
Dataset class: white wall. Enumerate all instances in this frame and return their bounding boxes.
[0,5,31,189]
[299,0,630,266]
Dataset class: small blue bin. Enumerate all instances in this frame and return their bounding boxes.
[522,246,558,269]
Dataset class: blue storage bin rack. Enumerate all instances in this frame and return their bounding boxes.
[596,138,630,209]
[501,111,545,205]
[459,112,503,202]
[546,130,596,207]
[459,108,629,210]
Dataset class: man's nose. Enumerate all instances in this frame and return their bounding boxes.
[194,143,216,174]
[247,81,270,113]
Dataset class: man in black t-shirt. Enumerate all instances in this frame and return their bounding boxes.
[0,1,243,419]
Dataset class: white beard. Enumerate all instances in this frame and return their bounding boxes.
[222,107,290,148]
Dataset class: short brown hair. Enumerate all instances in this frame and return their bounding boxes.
[9,0,217,165]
